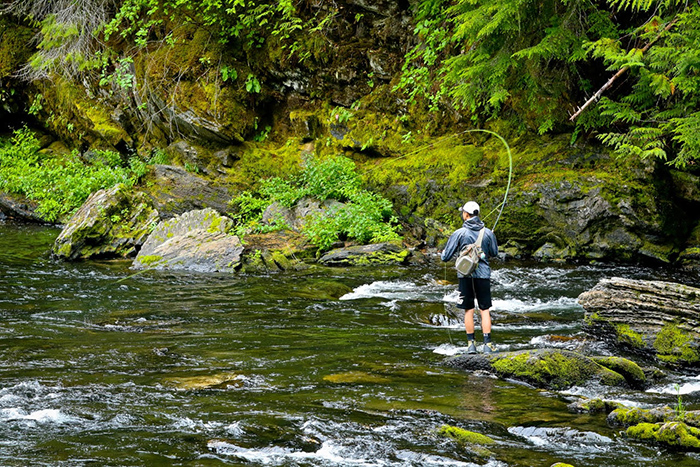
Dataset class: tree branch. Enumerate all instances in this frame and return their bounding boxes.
[569,17,679,121]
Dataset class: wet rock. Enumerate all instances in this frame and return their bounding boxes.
[607,406,675,427]
[144,165,234,219]
[319,242,410,266]
[0,192,43,223]
[240,231,316,273]
[133,208,243,272]
[627,421,700,450]
[579,277,700,370]
[53,184,159,260]
[445,349,627,390]
[166,373,244,390]
[590,356,647,389]
[437,425,495,458]
[509,425,613,447]
[567,397,622,414]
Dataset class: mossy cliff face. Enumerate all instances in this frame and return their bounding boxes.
[2,2,697,265]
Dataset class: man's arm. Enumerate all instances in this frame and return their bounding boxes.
[441,232,460,262]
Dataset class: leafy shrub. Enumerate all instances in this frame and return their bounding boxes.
[0,128,146,222]
[229,154,400,249]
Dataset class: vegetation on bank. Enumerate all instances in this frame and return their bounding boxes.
[4,0,700,168]
[230,154,401,250]
[0,128,153,222]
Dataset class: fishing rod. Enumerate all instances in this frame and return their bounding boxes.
[365,128,513,231]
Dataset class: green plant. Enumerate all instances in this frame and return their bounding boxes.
[0,128,148,222]
[675,383,686,420]
[229,155,400,248]
[221,65,237,82]
[245,74,261,93]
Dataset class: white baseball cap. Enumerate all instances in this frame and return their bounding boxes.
[459,201,480,215]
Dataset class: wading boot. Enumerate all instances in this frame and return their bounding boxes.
[483,342,497,354]
[466,341,477,354]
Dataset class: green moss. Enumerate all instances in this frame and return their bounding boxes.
[615,324,646,348]
[138,255,163,267]
[0,19,34,78]
[609,407,668,427]
[437,425,495,446]
[627,422,700,450]
[551,464,576,467]
[490,350,625,390]
[591,356,646,388]
[352,249,410,265]
[654,324,699,365]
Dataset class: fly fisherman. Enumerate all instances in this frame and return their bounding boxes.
[441,201,499,354]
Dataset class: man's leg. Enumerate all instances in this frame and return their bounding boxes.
[464,308,475,334]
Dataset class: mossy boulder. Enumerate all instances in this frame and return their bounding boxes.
[436,424,495,458]
[143,164,235,219]
[133,208,243,272]
[445,349,627,390]
[607,406,675,427]
[318,242,410,266]
[627,421,700,451]
[567,397,622,414]
[52,184,159,260]
[590,356,647,389]
[240,231,317,273]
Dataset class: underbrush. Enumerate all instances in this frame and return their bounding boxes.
[229,154,401,250]
[0,128,147,222]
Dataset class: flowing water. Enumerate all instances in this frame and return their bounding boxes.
[1,222,699,466]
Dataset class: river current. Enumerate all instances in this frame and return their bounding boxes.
[1,223,699,466]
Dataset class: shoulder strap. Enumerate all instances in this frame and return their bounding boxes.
[476,228,485,247]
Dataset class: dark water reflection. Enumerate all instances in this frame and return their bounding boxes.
[1,222,699,466]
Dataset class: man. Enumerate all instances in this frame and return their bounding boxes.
[441,201,499,354]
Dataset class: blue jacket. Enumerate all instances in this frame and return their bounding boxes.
[441,216,498,278]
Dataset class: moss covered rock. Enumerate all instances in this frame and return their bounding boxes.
[318,242,410,266]
[52,184,159,260]
[437,424,495,458]
[133,208,243,272]
[590,356,647,389]
[445,349,627,390]
[627,421,700,450]
[608,406,675,427]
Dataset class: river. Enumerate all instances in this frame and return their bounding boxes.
[1,222,699,466]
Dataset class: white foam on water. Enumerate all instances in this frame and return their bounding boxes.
[208,440,376,466]
[432,343,470,356]
[646,376,700,395]
[492,296,579,313]
[1,407,77,424]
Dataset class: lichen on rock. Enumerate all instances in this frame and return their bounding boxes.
[52,183,159,260]
[133,208,243,272]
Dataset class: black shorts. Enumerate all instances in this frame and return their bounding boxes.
[457,278,492,310]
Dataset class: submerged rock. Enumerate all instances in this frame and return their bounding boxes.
[436,424,494,459]
[319,242,410,266]
[133,208,243,272]
[445,349,634,390]
[53,184,159,260]
[578,277,700,370]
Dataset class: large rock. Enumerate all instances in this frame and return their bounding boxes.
[133,208,243,272]
[445,349,634,390]
[261,198,343,232]
[144,165,234,219]
[318,242,410,266]
[578,277,700,369]
[53,184,159,260]
[0,192,43,223]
